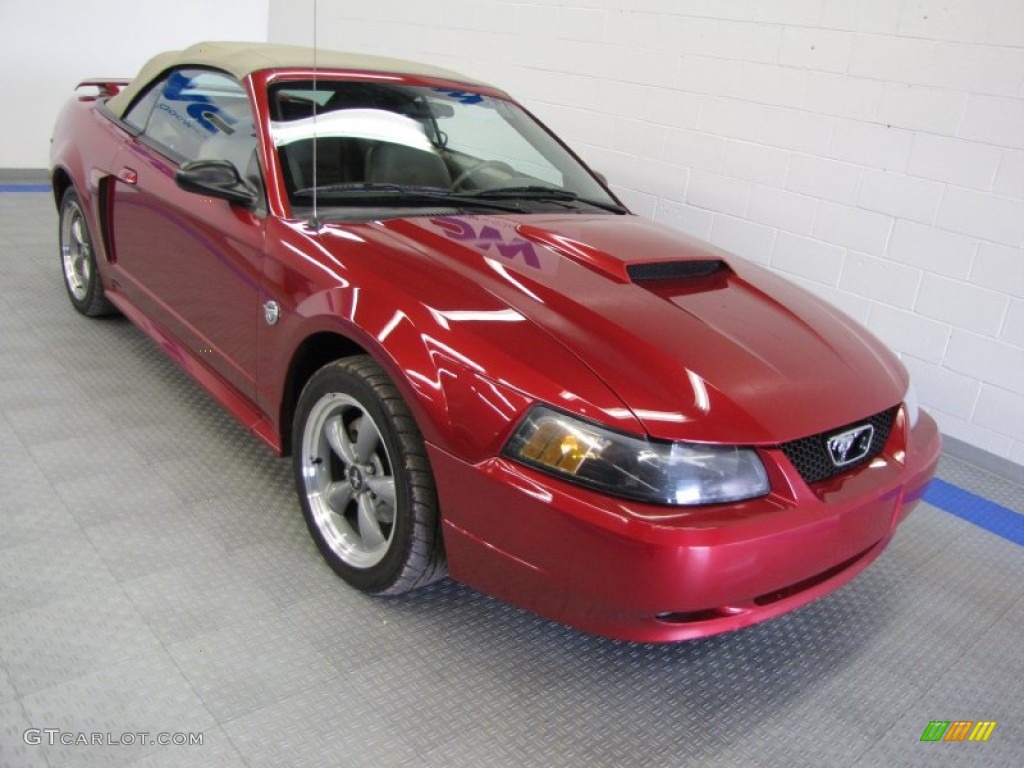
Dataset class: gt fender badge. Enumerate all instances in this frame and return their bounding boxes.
[826,424,874,467]
[263,300,280,326]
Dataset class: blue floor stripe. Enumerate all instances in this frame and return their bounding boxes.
[925,478,1024,547]
[0,184,50,193]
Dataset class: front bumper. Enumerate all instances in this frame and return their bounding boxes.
[429,408,941,642]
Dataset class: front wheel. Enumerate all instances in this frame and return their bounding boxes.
[292,356,446,594]
[58,188,116,316]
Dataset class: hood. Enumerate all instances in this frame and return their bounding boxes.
[346,213,907,445]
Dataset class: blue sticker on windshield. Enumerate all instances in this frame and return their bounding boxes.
[431,88,483,105]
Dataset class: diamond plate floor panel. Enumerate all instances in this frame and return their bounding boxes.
[1,190,1022,767]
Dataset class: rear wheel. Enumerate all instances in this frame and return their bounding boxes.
[59,188,116,316]
[292,356,446,594]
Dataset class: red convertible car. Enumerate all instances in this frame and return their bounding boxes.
[50,42,940,641]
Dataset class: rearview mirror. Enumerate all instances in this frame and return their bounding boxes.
[175,160,256,206]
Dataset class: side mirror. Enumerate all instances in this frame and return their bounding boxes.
[594,170,609,187]
[175,159,256,206]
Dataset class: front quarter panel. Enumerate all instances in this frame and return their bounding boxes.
[257,217,642,463]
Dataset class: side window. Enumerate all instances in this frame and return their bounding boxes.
[123,85,161,132]
[139,68,257,173]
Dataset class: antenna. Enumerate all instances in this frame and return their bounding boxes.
[309,0,322,230]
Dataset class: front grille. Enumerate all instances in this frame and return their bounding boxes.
[780,407,898,485]
[626,259,725,281]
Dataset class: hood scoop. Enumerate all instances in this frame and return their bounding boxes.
[626,259,727,282]
[516,223,730,285]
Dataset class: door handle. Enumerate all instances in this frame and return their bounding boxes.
[117,167,138,185]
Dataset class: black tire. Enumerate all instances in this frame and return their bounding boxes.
[58,188,117,316]
[292,355,446,594]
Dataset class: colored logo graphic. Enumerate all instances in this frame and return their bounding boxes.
[162,72,238,135]
[431,217,543,269]
[431,88,484,105]
[920,720,997,742]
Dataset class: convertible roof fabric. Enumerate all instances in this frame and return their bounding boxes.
[106,41,489,118]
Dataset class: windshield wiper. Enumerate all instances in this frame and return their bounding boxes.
[293,183,523,212]
[464,186,627,214]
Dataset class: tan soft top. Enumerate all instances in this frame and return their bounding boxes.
[106,41,491,118]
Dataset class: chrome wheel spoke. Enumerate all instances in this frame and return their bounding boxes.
[353,416,380,463]
[325,480,354,511]
[325,415,357,464]
[63,259,79,289]
[71,217,84,247]
[356,494,387,550]
[364,475,396,508]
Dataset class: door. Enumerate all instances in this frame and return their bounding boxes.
[108,68,266,399]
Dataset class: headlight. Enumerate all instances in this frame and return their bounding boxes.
[503,406,770,506]
[904,380,920,429]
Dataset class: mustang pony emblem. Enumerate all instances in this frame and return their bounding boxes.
[826,424,875,467]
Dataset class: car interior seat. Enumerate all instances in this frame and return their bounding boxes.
[280,138,370,194]
[364,142,452,189]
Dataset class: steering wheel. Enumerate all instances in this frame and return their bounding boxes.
[451,160,514,191]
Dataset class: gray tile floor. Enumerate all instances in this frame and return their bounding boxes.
[1,189,1022,767]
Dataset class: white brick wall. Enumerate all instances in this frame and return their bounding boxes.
[907,134,1001,190]
[269,0,1024,467]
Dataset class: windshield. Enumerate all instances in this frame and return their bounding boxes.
[267,80,622,218]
